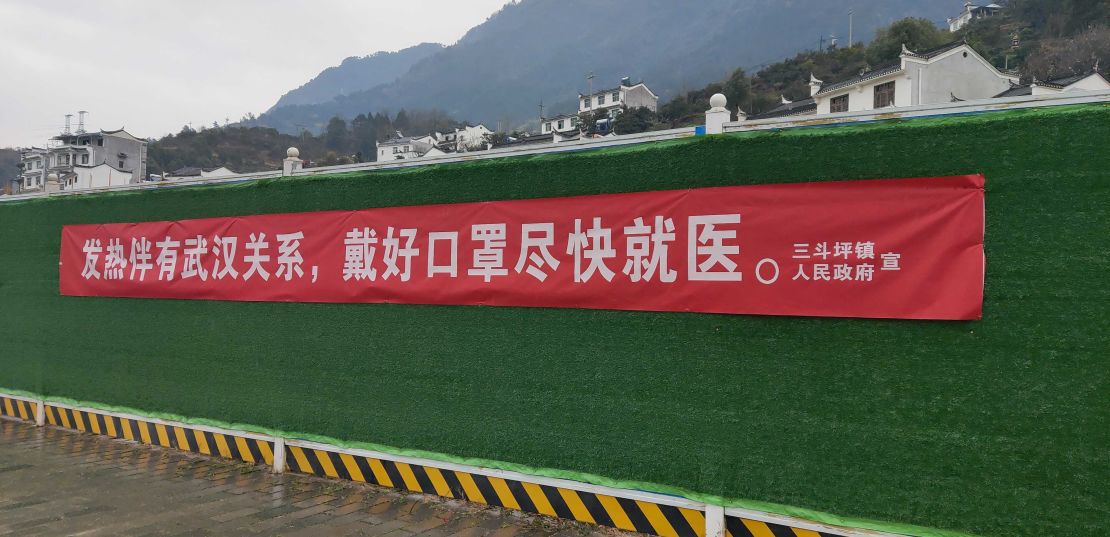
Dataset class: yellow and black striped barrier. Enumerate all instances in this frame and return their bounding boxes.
[283,444,847,537]
[4,396,859,537]
[41,403,275,466]
[0,395,37,422]
[725,516,833,537]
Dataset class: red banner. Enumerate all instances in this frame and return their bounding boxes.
[59,175,985,320]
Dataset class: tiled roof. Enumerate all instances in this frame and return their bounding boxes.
[1040,72,1093,89]
[815,64,902,95]
[902,40,967,60]
[994,83,1032,98]
[747,97,817,120]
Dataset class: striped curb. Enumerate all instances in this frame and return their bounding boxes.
[39,402,275,465]
[0,394,37,422]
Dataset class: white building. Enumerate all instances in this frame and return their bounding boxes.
[745,42,1019,121]
[453,124,493,152]
[17,127,147,193]
[377,134,446,161]
[994,71,1110,98]
[540,113,579,135]
[579,77,658,115]
[63,163,133,190]
[164,166,238,182]
[810,41,1018,115]
[947,2,1003,33]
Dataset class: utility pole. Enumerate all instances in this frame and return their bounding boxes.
[586,71,595,107]
[538,99,544,121]
[849,9,854,47]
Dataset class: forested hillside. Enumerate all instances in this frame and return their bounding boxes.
[255,0,961,134]
[148,109,464,174]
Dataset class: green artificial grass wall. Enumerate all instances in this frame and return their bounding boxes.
[2,105,1108,537]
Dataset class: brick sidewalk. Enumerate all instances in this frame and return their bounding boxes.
[0,418,622,537]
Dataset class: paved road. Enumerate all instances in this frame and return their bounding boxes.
[0,418,617,537]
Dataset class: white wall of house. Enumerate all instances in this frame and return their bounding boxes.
[455,124,492,151]
[578,83,658,114]
[541,116,578,134]
[908,48,1015,103]
[378,139,436,160]
[68,163,132,190]
[621,84,659,112]
[1031,74,1110,96]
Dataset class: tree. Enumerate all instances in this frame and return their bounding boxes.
[393,109,410,133]
[350,113,377,160]
[1024,25,1110,80]
[324,116,349,152]
[612,107,656,135]
[721,68,752,113]
[866,17,948,65]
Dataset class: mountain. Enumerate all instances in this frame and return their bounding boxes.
[256,0,966,134]
[271,42,444,109]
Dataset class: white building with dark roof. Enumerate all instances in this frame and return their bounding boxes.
[810,41,1018,115]
[947,2,1003,33]
[579,77,658,115]
[994,71,1110,98]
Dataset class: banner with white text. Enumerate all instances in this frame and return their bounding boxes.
[59,175,985,320]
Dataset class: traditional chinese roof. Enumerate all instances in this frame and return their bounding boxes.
[542,113,579,121]
[1038,72,1098,89]
[814,64,902,96]
[379,136,422,146]
[747,97,817,120]
[901,40,967,61]
[993,71,1106,97]
[993,82,1032,98]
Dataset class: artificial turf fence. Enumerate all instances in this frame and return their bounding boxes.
[1,104,1107,537]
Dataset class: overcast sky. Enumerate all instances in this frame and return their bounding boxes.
[0,0,511,148]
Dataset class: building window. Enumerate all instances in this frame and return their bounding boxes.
[81,154,89,164]
[612,92,619,102]
[874,81,895,108]
[597,94,605,105]
[557,119,564,129]
[119,160,125,168]
[97,139,103,146]
[830,94,849,113]
[544,122,551,132]
[583,97,590,108]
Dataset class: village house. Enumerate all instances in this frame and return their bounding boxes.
[947,2,1003,33]
[579,77,658,116]
[17,127,147,193]
[535,77,660,135]
[747,41,1019,120]
[377,135,443,161]
[540,113,579,135]
[994,71,1110,97]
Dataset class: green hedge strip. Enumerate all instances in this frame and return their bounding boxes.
[1,104,1107,537]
